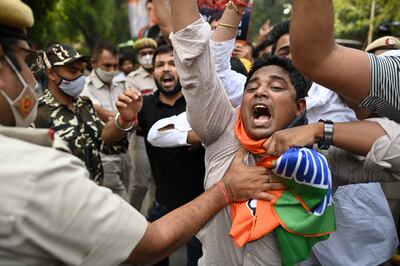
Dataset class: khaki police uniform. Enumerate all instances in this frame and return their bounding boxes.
[0,126,147,265]
[83,70,131,199]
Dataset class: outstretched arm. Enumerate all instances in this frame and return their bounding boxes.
[210,0,249,107]
[127,148,274,264]
[290,0,370,104]
[170,0,200,33]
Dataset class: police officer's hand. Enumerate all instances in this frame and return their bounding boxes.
[116,88,143,122]
[220,147,286,202]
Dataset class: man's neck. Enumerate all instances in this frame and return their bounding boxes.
[48,82,74,106]
[159,91,183,106]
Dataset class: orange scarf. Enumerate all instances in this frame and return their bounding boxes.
[230,110,284,247]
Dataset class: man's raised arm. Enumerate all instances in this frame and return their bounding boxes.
[290,0,370,104]
[170,0,200,33]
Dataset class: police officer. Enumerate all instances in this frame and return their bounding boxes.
[0,1,271,264]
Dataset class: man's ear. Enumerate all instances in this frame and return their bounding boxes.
[46,68,58,82]
[90,58,97,69]
[295,98,307,115]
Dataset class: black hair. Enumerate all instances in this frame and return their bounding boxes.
[253,35,275,59]
[208,11,223,25]
[0,37,22,71]
[119,53,135,65]
[270,20,291,55]
[92,41,117,59]
[245,55,309,100]
[152,45,173,66]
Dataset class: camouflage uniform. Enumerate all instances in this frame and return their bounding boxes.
[33,89,128,184]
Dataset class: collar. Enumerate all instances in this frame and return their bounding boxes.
[154,90,185,107]
[39,89,86,110]
[88,70,108,90]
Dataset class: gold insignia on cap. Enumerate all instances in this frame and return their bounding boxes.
[0,0,34,29]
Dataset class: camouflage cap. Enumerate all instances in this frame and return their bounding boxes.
[43,43,90,69]
[0,0,34,40]
[134,38,158,51]
[365,36,400,53]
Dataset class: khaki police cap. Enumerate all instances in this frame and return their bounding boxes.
[0,0,34,29]
[365,36,400,53]
[134,38,158,51]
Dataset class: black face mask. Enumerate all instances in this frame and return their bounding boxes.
[155,79,182,96]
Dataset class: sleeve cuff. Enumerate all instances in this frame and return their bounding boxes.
[171,17,212,66]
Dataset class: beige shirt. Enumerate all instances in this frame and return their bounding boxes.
[125,66,157,95]
[0,126,147,266]
[83,70,125,113]
[171,18,400,266]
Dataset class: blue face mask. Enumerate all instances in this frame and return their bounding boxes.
[58,75,85,98]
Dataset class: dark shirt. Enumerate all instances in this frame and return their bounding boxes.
[138,92,205,210]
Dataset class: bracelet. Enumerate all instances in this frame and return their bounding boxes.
[216,181,231,204]
[225,0,246,15]
[218,22,238,29]
[115,113,135,132]
[232,0,249,8]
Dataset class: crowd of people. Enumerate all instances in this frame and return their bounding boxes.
[1,0,400,265]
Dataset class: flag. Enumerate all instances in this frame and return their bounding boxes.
[128,0,149,38]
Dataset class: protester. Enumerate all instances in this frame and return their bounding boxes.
[271,20,398,266]
[136,44,206,266]
[290,0,400,122]
[168,0,400,265]
[0,1,273,265]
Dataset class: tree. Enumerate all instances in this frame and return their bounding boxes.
[24,0,131,52]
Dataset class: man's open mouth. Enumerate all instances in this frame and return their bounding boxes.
[252,104,271,126]
[161,74,175,88]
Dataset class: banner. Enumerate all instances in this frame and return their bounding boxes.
[197,0,253,41]
[128,0,149,38]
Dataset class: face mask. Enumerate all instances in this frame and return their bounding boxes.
[0,55,38,127]
[95,67,116,84]
[139,54,154,70]
[58,75,85,98]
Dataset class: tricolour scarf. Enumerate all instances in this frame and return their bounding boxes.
[230,110,336,266]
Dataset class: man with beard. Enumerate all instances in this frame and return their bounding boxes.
[136,44,205,266]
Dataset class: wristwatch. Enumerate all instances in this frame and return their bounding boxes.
[318,120,334,150]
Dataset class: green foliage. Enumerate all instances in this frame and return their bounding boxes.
[24,0,131,53]
[249,0,291,41]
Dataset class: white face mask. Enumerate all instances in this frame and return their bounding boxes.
[0,55,38,127]
[139,54,153,70]
[58,75,85,98]
[95,67,116,84]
